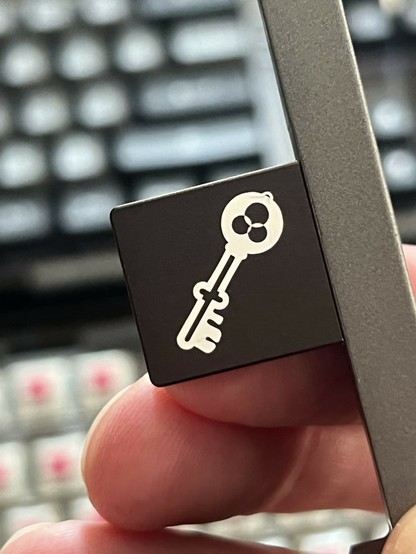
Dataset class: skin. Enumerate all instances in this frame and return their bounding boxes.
[3,245,416,554]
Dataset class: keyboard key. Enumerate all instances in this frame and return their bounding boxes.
[19,88,71,136]
[0,2,18,37]
[20,0,75,33]
[401,0,416,32]
[0,97,13,138]
[7,357,76,434]
[0,375,13,435]
[74,350,137,417]
[76,81,130,128]
[134,174,194,200]
[0,140,47,189]
[113,27,166,73]
[3,503,61,539]
[78,0,130,26]
[52,132,107,181]
[299,527,359,554]
[346,1,394,42]
[169,18,245,65]
[32,433,85,499]
[59,184,124,234]
[0,443,28,506]
[2,40,51,87]
[30,251,122,291]
[383,149,416,192]
[68,497,102,521]
[137,0,234,19]
[114,117,258,171]
[0,197,50,243]
[371,97,414,140]
[57,33,109,81]
[137,69,250,118]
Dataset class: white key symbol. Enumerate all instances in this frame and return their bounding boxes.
[177,191,284,354]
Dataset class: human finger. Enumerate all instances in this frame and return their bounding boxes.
[1,521,291,554]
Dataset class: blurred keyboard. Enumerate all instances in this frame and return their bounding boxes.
[0,0,410,549]
[0,0,283,338]
[345,0,416,241]
[0,347,141,543]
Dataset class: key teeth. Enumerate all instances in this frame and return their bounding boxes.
[199,339,217,354]
[210,312,224,326]
[206,325,222,344]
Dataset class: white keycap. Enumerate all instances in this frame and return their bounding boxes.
[2,41,51,87]
[59,184,124,233]
[78,0,130,25]
[19,88,71,136]
[113,27,166,73]
[74,350,137,417]
[169,19,245,65]
[383,149,416,192]
[0,2,18,37]
[371,97,414,140]
[0,97,13,138]
[0,374,13,435]
[137,69,249,118]
[114,118,258,171]
[76,81,130,128]
[402,0,416,31]
[0,141,47,189]
[346,1,394,42]
[57,34,109,81]
[0,443,28,506]
[7,357,75,433]
[68,497,101,521]
[0,197,50,243]
[32,433,86,499]
[3,503,61,539]
[134,175,194,200]
[52,133,107,181]
[20,0,76,33]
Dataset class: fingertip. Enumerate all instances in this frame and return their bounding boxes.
[383,505,416,554]
[2,523,54,552]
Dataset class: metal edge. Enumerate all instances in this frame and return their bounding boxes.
[258,0,416,527]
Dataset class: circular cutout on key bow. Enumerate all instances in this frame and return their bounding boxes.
[245,202,270,225]
[232,215,250,235]
[222,191,284,258]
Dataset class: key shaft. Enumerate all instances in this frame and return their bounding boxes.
[176,249,243,353]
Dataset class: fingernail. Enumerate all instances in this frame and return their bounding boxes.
[383,506,416,554]
[81,385,131,479]
[2,523,53,550]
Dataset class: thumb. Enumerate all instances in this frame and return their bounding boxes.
[383,507,416,554]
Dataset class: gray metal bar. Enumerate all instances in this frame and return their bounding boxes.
[258,0,416,527]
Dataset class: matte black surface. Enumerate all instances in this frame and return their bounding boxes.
[351,538,387,554]
[112,163,341,386]
[259,0,416,527]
